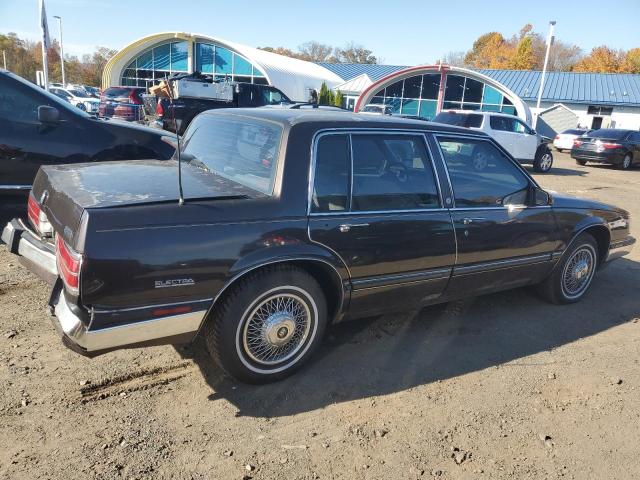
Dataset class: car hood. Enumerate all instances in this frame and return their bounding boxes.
[550,191,628,216]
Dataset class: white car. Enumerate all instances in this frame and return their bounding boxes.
[50,87,100,114]
[553,128,592,152]
[432,110,554,173]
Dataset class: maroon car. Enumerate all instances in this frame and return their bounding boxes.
[99,86,145,121]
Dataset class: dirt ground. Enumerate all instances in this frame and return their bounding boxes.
[1,151,639,480]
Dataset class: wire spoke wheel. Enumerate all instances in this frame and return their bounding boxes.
[240,291,313,367]
[561,245,596,299]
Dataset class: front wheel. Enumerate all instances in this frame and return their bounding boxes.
[576,159,587,166]
[204,265,327,384]
[533,148,553,173]
[537,233,599,304]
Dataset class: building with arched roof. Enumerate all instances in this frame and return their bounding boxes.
[101,32,343,102]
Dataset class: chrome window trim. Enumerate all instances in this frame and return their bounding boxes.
[307,128,447,216]
[92,297,214,314]
[0,184,32,190]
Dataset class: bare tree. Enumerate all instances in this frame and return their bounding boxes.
[441,51,467,67]
[297,41,334,62]
[333,42,377,64]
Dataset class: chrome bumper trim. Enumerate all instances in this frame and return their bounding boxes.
[607,236,635,262]
[18,232,58,278]
[3,219,58,284]
[53,292,205,352]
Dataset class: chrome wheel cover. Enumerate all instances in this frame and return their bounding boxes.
[561,245,596,299]
[237,287,316,372]
[623,155,631,169]
[540,153,553,171]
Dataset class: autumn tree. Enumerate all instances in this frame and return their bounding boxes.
[573,46,625,73]
[463,32,513,69]
[621,48,640,73]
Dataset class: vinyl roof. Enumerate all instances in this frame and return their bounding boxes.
[318,63,640,106]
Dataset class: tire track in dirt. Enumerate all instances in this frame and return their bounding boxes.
[79,361,196,401]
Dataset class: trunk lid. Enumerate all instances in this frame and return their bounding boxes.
[31,159,257,248]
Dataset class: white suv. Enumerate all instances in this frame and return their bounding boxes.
[432,110,554,172]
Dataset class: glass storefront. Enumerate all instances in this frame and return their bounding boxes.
[121,40,268,87]
[364,74,516,119]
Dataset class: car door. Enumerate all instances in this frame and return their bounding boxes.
[0,75,88,221]
[629,132,640,161]
[512,118,538,161]
[488,115,516,157]
[434,135,561,296]
[308,131,456,318]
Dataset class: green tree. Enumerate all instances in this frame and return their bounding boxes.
[510,35,534,70]
[334,90,344,108]
[318,82,335,105]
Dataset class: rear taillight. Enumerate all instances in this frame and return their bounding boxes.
[554,135,560,140]
[156,100,164,117]
[573,139,583,147]
[55,235,82,294]
[27,194,53,237]
[602,142,622,149]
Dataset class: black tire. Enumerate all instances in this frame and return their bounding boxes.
[556,148,564,153]
[576,159,587,166]
[617,153,632,170]
[537,233,599,304]
[204,265,327,384]
[533,147,553,173]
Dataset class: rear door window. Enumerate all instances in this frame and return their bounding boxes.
[489,116,515,132]
[350,135,440,211]
[433,112,483,128]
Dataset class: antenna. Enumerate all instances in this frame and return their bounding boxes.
[165,75,184,205]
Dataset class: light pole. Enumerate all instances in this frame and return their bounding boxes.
[2,50,6,70]
[534,20,556,128]
[53,15,65,86]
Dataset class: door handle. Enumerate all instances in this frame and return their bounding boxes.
[339,223,369,233]
[462,217,486,225]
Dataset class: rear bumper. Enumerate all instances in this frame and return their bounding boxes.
[2,219,57,284]
[607,236,636,262]
[571,150,624,164]
[50,288,206,357]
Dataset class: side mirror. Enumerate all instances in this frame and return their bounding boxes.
[38,105,60,123]
[534,187,551,206]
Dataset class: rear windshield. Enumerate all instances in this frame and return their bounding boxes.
[562,129,587,135]
[433,112,483,128]
[589,129,630,140]
[182,114,283,195]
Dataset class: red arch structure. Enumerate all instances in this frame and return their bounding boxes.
[353,64,531,125]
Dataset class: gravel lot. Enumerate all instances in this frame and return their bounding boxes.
[1,151,639,480]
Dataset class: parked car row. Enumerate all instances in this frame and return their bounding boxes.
[571,129,640,170]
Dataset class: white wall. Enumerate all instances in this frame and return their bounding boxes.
[530,101,640,131]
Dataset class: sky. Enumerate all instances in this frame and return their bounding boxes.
[1,0,639,65]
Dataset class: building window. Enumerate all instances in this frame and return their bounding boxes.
[120,41,189,87]
[366,74,515,121]
[194,42,267,83]
[587,105,613,115]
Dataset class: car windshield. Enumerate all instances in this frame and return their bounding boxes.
[433,112,483,128]
[182,114,283,195]
[589,129,630,140]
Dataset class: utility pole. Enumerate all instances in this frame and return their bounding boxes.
[53,15,65,86]
[2,50,6,70]
[535,20,556,128]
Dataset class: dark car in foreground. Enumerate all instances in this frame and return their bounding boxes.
[571,129,640,170]
[0,70,175,223]
[2,109,635,383]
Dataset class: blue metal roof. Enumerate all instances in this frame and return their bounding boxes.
[316,63,408,82]
[318,63,640,106]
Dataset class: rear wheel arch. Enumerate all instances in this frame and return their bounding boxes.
[199,257,347,335]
